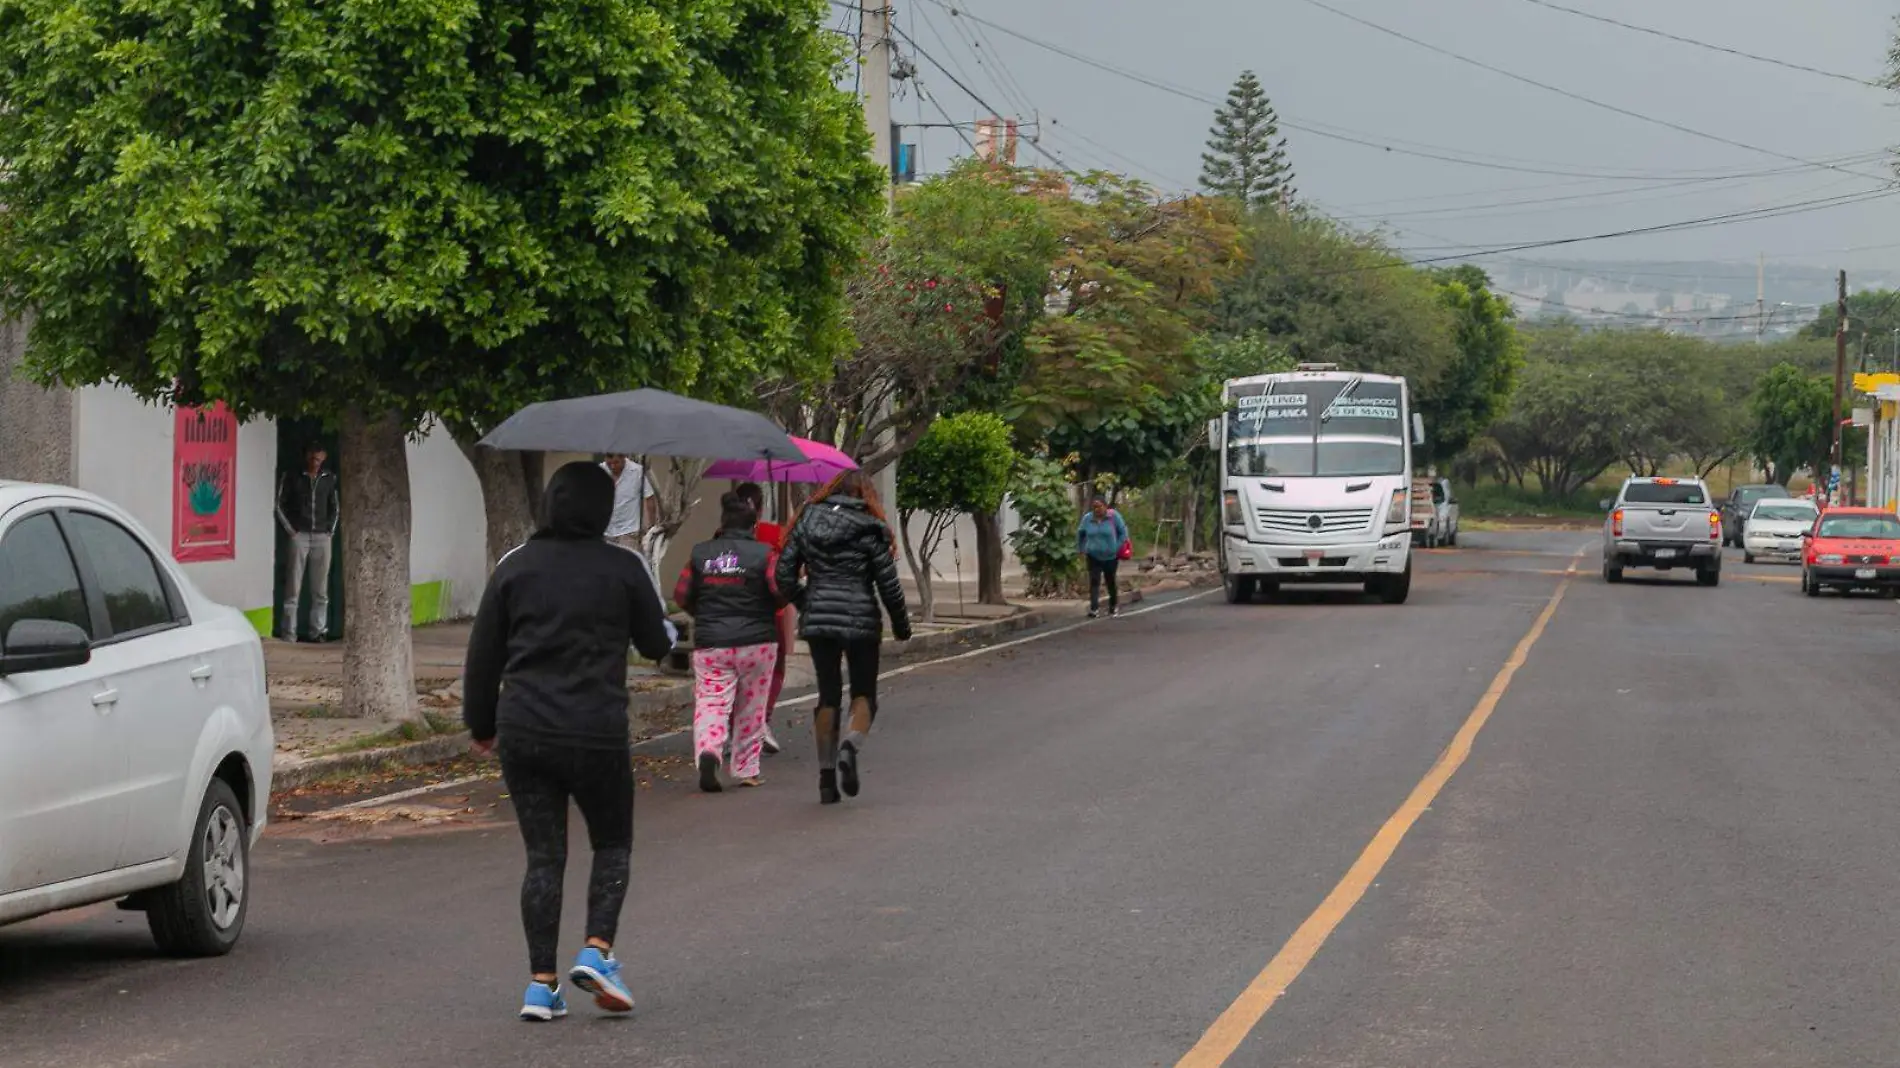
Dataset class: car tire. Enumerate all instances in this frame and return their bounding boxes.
[147,778,249,958]
[1603,557,1624,583]
[1803,569,1819,597]
[1446,526,1458,547]
[1697,564,1721,587]
[1377,559,1413,604]
[1743,551,1754,564]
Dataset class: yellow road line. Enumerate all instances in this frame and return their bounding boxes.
[1174,553,1581,1068]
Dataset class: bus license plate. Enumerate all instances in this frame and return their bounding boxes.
[1654,549,1675,559]
[1857,568,1878,580]
[1304,550,1323,563]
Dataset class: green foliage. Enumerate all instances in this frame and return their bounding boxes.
[1199,70,1294,209]
[1417,267,1524,465]
[0,0,882,428]
[1214,209,1457,389]
[897,412,1017,518]
[1007,455,1083,597]
[1748,362,1837,485]
[1803,289,1900,357]
[1046,384,1219,493]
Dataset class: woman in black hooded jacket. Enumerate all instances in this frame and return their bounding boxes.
[776,470,912,804]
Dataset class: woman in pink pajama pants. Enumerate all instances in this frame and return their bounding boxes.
[673,493,786,791]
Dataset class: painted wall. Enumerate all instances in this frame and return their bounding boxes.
[407,426,489,619]
[73,385,279,613]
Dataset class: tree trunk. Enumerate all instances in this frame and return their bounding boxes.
[973,507,1008,605]
[454,434,540,571]
[1183,491,1198,556]
[897,510,936,624]
[341,408,419,724]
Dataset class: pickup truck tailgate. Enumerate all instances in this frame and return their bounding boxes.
[1622,504,1708,539]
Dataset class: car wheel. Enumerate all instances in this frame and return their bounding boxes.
[1803,569,1819,597]
[1743,551,1755,564]
[1603,556,1624,583]
[1697,564,1721,587]
[147,778,249,958]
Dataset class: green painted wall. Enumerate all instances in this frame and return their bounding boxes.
[244,579,454,637]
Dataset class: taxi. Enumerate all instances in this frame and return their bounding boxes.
[1800,506,1900,596]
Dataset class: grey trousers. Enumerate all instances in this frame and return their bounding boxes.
[282,532,334,638]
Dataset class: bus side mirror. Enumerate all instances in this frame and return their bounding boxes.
[1207,417,1221,447]
[1411,413,1426,446]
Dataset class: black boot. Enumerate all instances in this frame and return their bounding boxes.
[818,769,841,805]
[698,752,723,793]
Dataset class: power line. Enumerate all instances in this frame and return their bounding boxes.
[917,0,1895,185]
[882,18,1071,171]
[1296,0,1893,185]
[1513,0,1882,88]
[1356,170,1877,224]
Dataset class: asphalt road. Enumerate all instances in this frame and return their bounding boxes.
[5,530,1897,1067]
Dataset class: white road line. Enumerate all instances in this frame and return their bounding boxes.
[300,586,1218,817]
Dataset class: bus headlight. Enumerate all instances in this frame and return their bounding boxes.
[1389,488,1406,524]
[1223,489,1243,526]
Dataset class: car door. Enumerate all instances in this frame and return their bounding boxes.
[59,509,209,870]
[0,509,128,894]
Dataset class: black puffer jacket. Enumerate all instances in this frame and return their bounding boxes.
[777,496,911,643]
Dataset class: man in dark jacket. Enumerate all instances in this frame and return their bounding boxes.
[775,471,911,805]
[463,461,676,1023]
[674,492,784,792]
[274,444,340,642]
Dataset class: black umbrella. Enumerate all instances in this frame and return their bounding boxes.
[477,389,802,462]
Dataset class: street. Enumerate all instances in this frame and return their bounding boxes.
[6,530,1899,1067]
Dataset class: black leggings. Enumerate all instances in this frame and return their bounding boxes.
[807,636,881,769]
[498,738,634,976]
[1088,556,1120,611]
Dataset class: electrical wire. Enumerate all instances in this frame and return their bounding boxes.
[915,0,1896,184]
[1512,0,1882,89]
[887,20,1071,171]
[1296,0,1891,184]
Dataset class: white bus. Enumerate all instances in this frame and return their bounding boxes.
[1213,364,1426,604]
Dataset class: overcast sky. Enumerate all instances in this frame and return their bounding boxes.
[878,0,1900,274]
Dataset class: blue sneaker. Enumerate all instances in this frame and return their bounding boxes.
[519,981,568,1022]
[569,947,635,1014]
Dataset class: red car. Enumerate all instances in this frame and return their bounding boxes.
[1801,506,1900,596]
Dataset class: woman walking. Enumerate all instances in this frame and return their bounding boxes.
[463,461,678,1022]
[734,481,790,756]
[1077,496,1129,618]
[674,492,784,791]
[776,470,911,805]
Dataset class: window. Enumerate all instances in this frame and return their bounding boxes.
[1817,514,1900,539]
[1227,439,1314,478]
[1752,504,1816,523]
[1625,482,1707,505]
[0,512,91,642]
[63,512,177,637]
[1315,440,1405,477]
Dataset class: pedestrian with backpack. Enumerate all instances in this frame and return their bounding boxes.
[1077,496,1130,618]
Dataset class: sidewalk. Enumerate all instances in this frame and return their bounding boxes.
[267,564,1213,788]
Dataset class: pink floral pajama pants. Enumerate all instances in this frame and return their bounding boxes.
[692,642,778,779]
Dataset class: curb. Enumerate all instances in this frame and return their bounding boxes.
[271,605,1067,791]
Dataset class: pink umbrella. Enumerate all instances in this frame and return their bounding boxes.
[704,436,859,484]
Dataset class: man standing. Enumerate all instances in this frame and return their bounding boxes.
[275,444,340,643]
[600,455,657,552]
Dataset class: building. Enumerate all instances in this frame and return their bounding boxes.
[1856,372,1900,512]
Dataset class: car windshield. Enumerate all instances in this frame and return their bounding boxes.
[1752,504,1817,523]
[1817,514,1900,539]
[1624,482,1707,505]
[1734,485,1789,507]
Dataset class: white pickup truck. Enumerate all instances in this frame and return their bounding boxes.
[1410,476,1459,548]
[1601,475,1722,586]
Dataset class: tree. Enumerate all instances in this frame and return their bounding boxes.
[895,413,1016,623]
[1748,363,1836,486]
[1200,71,1295,209]
[1214,209,1457,390]
[767,161,1059,476]
[1007,456,1084,597]
[1803,289,1900,363]
[0,0,882,721]
[1417,266,1524,466]
[1488,325,1634,500]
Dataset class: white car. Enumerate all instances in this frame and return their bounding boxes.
[1742,498,1820,564]
[0,482,272,954]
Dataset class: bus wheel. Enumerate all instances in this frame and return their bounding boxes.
[1377,560,1413,605]
[1223,574,1256,604]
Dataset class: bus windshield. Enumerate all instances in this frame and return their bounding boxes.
[1228,378,1407,477]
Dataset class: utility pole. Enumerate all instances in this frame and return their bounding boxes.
[1832,268,1848,504]
[1755,252,1765,345]
[861,0,895,210]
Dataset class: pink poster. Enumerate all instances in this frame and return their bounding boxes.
[173,403,237,562]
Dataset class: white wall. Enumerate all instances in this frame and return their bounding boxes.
[407,425,489,618]
[72,386,278,612]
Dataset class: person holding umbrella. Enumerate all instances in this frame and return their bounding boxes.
[734,482,789,756]
[776,470,911,805]
[463,461,677,1022]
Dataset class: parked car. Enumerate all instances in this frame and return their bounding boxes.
[0,481,272,955]
[1741,498,1819,564]
[1409,476,1460,548]
[1800,507,1900,596]
[1720,483,1791,547]
[1601,476,1722,585]
[1430,478,1460,547]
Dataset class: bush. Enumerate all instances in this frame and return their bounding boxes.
[1009,456,1082,597]
[897,412,1017,620]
